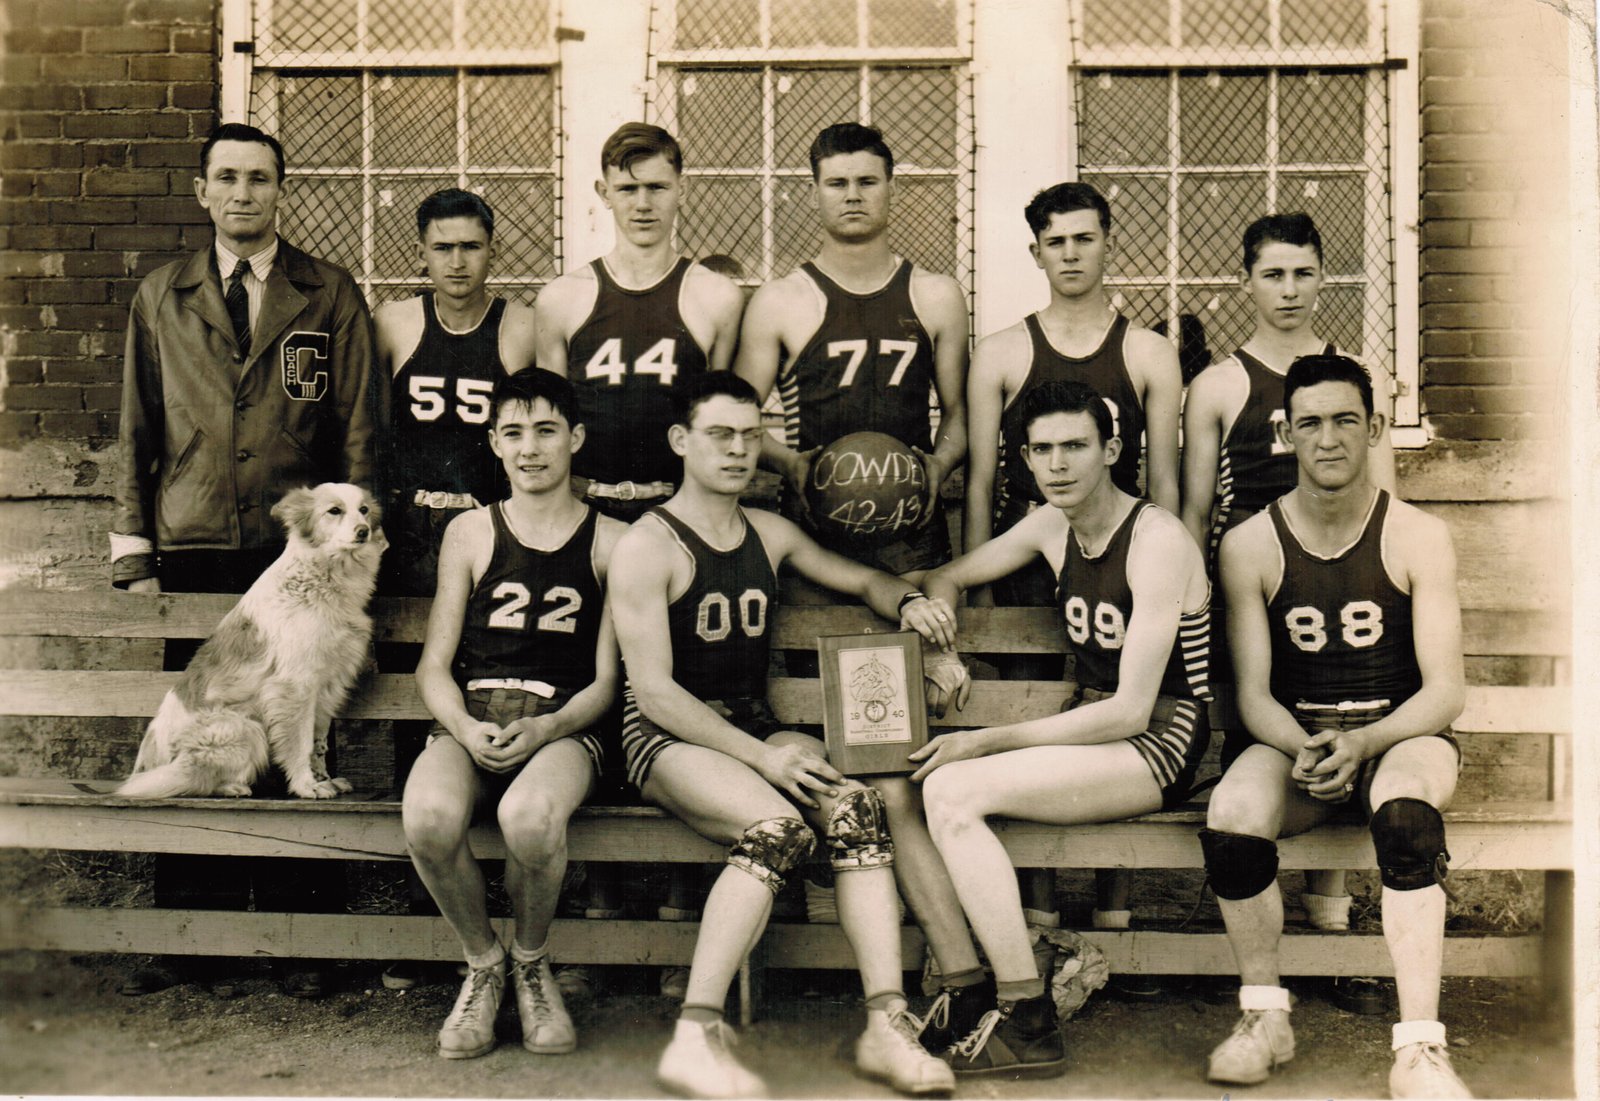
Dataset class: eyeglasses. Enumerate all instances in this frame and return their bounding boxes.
[696,427,766,446]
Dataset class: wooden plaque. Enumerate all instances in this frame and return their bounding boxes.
[818,630,928,776]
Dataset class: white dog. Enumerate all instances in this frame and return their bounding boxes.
[116,483,386,799]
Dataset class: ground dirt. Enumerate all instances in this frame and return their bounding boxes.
[0,953,1575,1099]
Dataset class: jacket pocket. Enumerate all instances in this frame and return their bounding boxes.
[164,425,205,485]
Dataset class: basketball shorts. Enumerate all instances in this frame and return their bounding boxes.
[1074,686,1210,809]
[427,686,608,814]
[1220,699,1461,818]
[622,687,784,792]
[782,491,953,576]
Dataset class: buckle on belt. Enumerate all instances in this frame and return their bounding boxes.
[414,490,479,510]
[466,677,556,698]
[1295,698,1390,713]
[588,479,672,502]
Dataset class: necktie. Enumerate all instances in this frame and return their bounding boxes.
[225,258,251,357]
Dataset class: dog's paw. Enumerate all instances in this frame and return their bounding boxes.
[295,779,348,800]
[218,782,253,797]
[329,776,353,794]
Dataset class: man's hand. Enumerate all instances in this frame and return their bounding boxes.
[908,728,991,783]
[1302,726,1371,802]
[900,594,957,651]
[910,446,943,529]
[783,447,820,524]
[756,741,842,810]
[1290,741,1326,788]
[923,649,971,718]
[453,719,510,771]
[127,577,161,594]
[481,713,558,772]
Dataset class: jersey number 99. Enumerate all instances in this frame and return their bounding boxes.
[1063,596,1126,649]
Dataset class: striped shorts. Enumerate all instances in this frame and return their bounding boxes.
[1076,686,1210,809]
[621,686,783,792]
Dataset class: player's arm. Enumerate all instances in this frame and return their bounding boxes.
[498,301,540,374]
[914,272,971,509]
[533,275,585,380]
[961,329,1015,555]
[1219,518,1312,758]
[609,522,842,806]
[414,511,505,768]
[734,279,814,494]
[924,501,1057,614]
[749,510,956,651]
[1179,364,1228,548]
[689,266,747,372]
[1303,511,1465,794]
[1129,327,1182,513]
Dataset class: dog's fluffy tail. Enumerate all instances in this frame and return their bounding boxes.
[115,711,269,798]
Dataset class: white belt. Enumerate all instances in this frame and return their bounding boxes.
[1296,699,1390,712]
[466,678,556,698]
[585,479,673,502]
[414,490,482,510]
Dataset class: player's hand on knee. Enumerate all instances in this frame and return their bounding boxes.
[484,715,553,771]
[910,446,943,528]
[923,649,972,718]
[908,728,987,783]
[759,743,841,810]
[1304,728,1368,801]
[901,594,957,651]
[1291,742,1327,789]
[454,719,509,771]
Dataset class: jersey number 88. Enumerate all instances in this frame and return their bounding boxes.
[1284,600,1384,652]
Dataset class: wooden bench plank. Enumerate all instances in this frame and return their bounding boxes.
[0,796,1569,868]
[0,906,1543,977]
[0,590,1568,657]
[0,670,1571,736]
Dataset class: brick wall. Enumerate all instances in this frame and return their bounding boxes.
[1417,0,1573,441]
[1,0,218,452]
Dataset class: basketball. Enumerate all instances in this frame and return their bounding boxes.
[804,432,928,546]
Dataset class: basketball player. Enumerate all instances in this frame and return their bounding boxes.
[535,122,745,521]
[1180,213,1398,1008]
[608,373,963,1099]
[377,188,538,596]
[1202,355,1468,1098]
[964,181,1184,969]
[732,122,983,1038]
[910,379,1211,1078]
[405,369,626,1060]
[735,121,969,578]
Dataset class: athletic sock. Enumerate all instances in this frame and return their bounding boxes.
[865,989,906,1013]
[940,966,987,990]
[509,940,548,965]
[681,1003,724,1025]
[465,943,505,971]
[995,977,1046,1003]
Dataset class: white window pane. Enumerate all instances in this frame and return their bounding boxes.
[891,176,958,275]
[1079,71,1169,165]
[465,0,551,51]
[874,68,959,167]
[1279,173,1367,277]
[1280,70,1366,164]
[774,69,858,170]
[1082,173,1169,277]
[675,0,761,49]
[468,72,555,167]
[1281,0,1369,48]
[1081,0,1169,49]
[679,69,764,169]
[472,176,557,279]
[372,73,457,168]
[277,76,362,168]
[1177,173,1266,277]
[1178,70,1267,165]
[772,0,857,48]
[1181,0,1269,48]
[868,0,959,49]
[265,0,358,53]
[677,177,765,278]
[373,175,458,277]
[279,178,363,273]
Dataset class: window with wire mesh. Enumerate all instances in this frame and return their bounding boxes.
[245,0,561,307]
[1071,0,1396,391]
[643,0,975,295]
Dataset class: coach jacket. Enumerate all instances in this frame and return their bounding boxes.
[112,239,378,585]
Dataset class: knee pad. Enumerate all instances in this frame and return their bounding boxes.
[825,787,894,872]
[1199,828,1280,900]
[1370,798,1450,891]
[728,816,815,895]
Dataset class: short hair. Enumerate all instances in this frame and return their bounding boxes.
[416,188,495,239]
[200,123,286,184]
[698,253,746,279]
[491,368,579,428]
[600,122,683,176]
[1242,212,1324,272]
[808,122,894,180]
[672,371,761,427]
[1016,379,1114,445]
[1024,181,1111,238]
[1282,354,1374,419]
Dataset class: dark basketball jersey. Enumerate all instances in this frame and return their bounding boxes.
[1057,502,1210,700]
[456,503,603,694]
[568,257,710,486]
[1209,343,1337,555]
[780,260,936,454]
[390,294,506,500]
[998,313,1144,518]
[1266,490,1421,709]
[649,506,777,702]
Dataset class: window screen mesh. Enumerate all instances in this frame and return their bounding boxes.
[644,0,975,293]
[1071,0,1394,378]
[246,0,561,307]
